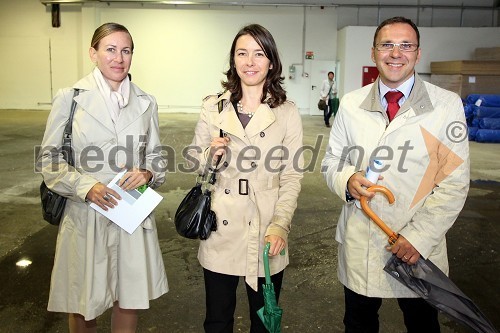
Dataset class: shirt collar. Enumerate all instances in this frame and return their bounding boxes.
[379,74,415,105]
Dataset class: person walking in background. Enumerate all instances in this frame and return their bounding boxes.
[320,71,338,127]
[321,16,469,332]
[38,22,168,332]
[187,24,303,333]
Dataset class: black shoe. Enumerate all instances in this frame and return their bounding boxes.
[326,123,331,128]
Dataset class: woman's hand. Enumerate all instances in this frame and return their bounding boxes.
[264,235,286,256]
[86,183,121,211]
[209,136,230,163]
[118,168,152,191]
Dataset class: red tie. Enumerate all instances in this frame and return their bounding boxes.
[385,91,404,122]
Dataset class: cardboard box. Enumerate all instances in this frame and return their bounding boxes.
[430,61,500,75]
[430,74,500,99]
[474,47,500,61]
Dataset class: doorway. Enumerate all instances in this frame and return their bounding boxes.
[309,60,337,116]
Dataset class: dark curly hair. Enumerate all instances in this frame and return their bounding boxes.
[221,24,286,108]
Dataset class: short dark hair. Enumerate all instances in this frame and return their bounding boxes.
[373,16,420,47]
[91,22,134,51]
[328,71,334,76]
[221,24,286,108]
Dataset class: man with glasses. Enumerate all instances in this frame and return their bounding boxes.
[321,17,469,332]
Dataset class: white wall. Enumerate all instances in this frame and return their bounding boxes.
[0,2,337,113]
[338,25,500,97]
[1,1,499,111]
[0,1,81,109]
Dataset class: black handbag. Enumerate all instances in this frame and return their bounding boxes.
[174,171,218,240]
[174,98,224,240]
[40,89,79,225]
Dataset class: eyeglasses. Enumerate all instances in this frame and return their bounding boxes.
[375,43,419,52]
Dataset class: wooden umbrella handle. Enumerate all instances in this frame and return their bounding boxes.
[359,185,398,245]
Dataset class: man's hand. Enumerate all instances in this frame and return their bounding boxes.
[347,171,377,200]
[388,235,421,265]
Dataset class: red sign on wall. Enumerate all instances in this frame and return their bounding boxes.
[362,66,379,86]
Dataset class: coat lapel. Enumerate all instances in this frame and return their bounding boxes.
[210,93,249,144]
[406,73,434,116]
[115,84,150,133]
[72,74,150,134]
[74,88,116,134]
[211,92,276,145]
[244,104,276,139]
[360,79,385,114]
[218,105,249,144]
[360,73,434,117]
[211,91,276,145]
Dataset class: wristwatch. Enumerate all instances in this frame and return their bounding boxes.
[345,187,355,202]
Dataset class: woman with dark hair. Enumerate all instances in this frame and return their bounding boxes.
[188,24,304,332]
[38,22,168,332]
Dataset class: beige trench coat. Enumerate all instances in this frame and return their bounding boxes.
[38,73,168,320]
[188,91,303,291]
[321,74,470,298]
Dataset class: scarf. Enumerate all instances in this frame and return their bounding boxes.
[93,67,130,123]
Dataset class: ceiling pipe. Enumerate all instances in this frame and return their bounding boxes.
[39,0,499,10]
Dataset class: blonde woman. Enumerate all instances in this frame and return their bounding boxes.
[38,23,167,332]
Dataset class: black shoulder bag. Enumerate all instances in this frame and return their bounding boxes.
[174,98,224,240]
[40,89,80,225]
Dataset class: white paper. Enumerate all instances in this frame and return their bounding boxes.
[90,170,163,234]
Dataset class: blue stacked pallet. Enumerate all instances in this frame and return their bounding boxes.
[465,94,500,143]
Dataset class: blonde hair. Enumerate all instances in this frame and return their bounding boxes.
[90,22,134,51]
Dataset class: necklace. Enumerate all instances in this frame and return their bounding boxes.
[237,100,255,118]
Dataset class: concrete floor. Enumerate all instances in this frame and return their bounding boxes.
[0,110,499,333]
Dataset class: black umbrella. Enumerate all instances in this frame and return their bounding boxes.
[360,185,498,333]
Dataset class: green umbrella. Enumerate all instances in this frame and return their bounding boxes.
[257,242,283,333]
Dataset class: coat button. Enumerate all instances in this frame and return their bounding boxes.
[251,162,257,168]
[223,161,229,167]
[260,132,265,137]
[225,189,230,194]
[223,220,228,225]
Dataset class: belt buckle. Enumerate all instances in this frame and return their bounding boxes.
[239,179,249,195]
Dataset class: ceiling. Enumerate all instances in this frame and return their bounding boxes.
[40,0,500,8]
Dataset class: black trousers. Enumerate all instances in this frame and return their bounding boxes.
[203,268,284,333]
[343,286,440,333]
[324,98,339,124]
